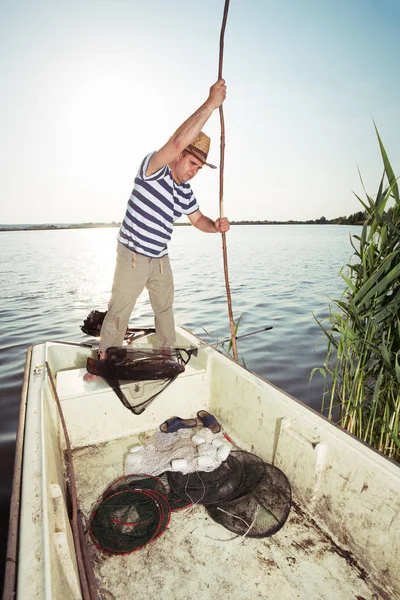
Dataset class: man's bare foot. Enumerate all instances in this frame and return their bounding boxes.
[83,371,98,382]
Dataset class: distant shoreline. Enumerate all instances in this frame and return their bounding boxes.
[0,218,364,232]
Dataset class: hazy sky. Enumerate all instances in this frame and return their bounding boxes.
[1,0,399,224]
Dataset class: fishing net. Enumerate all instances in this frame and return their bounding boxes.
[167,454,244,505]
[206,461,292,538]
[86,346,196,414]
[124,428,231,477]
[89,476,170,555]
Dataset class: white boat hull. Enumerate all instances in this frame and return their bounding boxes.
[3,327,399,599]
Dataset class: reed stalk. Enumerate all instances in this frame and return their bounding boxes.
[311,126,400,462]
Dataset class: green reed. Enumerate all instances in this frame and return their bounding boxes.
[312,126,400,461]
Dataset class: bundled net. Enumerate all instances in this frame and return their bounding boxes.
[124,429,230,476]
[81,310,108,336]
[89,475,170,555]
[206,461,292,538]
[86,346,196,414]
[81,309,155,340]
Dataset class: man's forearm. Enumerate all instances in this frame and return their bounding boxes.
[147,80,227,175]
[169,80,226,153]
[170,102,216,154]
[192,214,218,233]
[189,212,230,233]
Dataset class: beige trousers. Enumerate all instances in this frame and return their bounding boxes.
[99,243,175,353]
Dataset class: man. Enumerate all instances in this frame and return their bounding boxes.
[85,79,229,380]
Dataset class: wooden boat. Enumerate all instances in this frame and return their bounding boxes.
[3,326,399,600]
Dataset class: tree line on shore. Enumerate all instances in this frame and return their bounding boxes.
[0,211,370,232]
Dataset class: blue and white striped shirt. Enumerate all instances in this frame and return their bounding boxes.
[117,152,199,258]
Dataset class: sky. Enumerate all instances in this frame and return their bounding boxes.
[1,0,399,224]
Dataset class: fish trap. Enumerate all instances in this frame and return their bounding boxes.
[207,461,292,538]
[167,454,245,505]
[89,475,170,555]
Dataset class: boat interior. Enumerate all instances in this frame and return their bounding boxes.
[14,328,399,599]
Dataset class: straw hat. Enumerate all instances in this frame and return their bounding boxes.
[185,132,217,169]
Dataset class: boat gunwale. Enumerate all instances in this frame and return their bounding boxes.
[187,326,400,472]
[2,345,33,600]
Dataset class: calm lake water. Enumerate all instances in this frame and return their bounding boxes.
[0,224,359,586]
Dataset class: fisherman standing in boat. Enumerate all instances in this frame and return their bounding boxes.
[85,79,229,379]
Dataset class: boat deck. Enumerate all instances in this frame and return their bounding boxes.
[72,434,381,600]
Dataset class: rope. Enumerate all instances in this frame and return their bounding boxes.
[218,0,238,361]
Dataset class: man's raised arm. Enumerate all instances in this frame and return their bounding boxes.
[146,79,227,176]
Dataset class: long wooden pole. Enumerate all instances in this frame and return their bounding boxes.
[218,0,238,361]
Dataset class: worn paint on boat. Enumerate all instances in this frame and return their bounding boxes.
[3,327,400,600]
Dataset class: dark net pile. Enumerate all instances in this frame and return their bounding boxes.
[158,473,193,511]
[167,454,244,505]
[89,454,292,554]
[168,450,291,537]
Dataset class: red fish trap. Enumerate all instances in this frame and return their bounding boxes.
[89,476,170,555]
[102,474,168,500]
